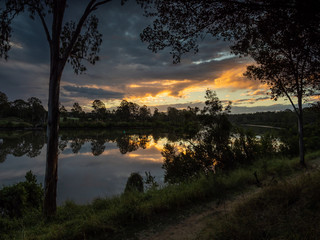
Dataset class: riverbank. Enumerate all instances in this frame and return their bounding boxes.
[2,151,319,240]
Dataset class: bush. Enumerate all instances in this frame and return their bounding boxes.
[0,171,43,218]
[124,173,144,193]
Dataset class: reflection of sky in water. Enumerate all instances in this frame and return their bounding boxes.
[0,137,168,205]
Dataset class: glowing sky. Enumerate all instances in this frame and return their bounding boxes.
[0,1,314,114]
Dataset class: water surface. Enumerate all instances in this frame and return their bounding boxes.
[0,129,186,205]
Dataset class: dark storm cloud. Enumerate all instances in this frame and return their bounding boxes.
[0,0,247,109]
[63,85,124,99]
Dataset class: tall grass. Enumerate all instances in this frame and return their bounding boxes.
[5,151,320,240]
[200,165,320,240]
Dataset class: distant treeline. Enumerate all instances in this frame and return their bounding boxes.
[228,105,320,129]
[0,92,46,127]
[1,90,319,132]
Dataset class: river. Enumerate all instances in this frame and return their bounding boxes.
[0,129,188,205]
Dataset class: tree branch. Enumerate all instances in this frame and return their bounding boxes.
[37,9,52,44]
[61,0,95,63]
[92,0,112,11]
[278,78,299,117]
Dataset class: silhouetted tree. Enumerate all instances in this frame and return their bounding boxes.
[139,0,320,166]
[92,99,106,120]
[124,172,144,193]
[0,0,123,216]
[138,105,151,122]
[27,97,46,126]
[71,102,84,118]
[11,99,29,120]
[0,91,10,117]
[116,100,140,121]
[59,103,68,120]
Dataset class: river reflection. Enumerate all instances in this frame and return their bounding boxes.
[0,129,188,204]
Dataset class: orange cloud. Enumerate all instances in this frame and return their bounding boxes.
[213,67,267,91]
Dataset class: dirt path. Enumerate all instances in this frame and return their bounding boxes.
[137,188,260,240]
[137,159,320,240]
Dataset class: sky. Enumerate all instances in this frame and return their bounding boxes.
[0,0,317,114]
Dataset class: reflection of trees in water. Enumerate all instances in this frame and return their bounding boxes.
[70,139,85,153]
[116,136,139,154]
[91,139,106,156]
[0,129,193,160]
[0,131,46,162]
[58,139,68,154]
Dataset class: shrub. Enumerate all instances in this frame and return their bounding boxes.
[124,173,144,193]
[0,171,43,218]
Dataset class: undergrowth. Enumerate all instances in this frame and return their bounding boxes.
[2,151,319,240]
[200,163,320,240]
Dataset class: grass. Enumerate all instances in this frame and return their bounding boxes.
[3,151,320,240]
[0,117,33,128]
[199,163,320,240]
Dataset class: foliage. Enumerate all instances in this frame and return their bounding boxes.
[138,0,320,166]
[0,171,43,218]
[144,171,159,190]
[124,172,144,193]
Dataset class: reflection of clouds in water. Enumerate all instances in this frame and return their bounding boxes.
[1,134,170,205]
[0,145,46,185]
[57,147,164,204]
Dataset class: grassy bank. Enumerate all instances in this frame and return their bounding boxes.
[0,117,33,128]
[2,151,320,240]
[199,160,320,240]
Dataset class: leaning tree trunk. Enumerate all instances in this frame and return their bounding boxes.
[44,63,63,217]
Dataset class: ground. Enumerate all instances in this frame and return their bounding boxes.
[137,159,320,240]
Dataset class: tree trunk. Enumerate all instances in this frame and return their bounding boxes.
[297,95,305,167]
[43,63,62,218]
[297,111,305,167]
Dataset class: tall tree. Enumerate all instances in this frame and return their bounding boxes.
[0,0,123,217]
[138,0,320,166]
[27,97,46,126]
[71,102,84,118]
[92,99,106,120]
[0,91,10,118]
[239,6,320,166]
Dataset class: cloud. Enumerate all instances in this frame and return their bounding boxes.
[213,66,267,91]
[232,97,270,105]
[63,85,124,100]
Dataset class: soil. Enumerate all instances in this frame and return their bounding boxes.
[137,188,260,240]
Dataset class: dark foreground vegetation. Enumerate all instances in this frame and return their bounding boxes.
[1,152,319,240]
[200,163,320,240]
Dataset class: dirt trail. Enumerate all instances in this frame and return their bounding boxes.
[138,159,320,240]
[137,188,260,240]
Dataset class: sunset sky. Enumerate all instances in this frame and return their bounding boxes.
[0,1,316,114]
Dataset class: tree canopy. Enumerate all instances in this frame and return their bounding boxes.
[138,0,320,165]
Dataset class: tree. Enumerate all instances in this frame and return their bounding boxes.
[59,103,68,119]
[116,100,140,121]
[71,102,84,118]
[0,91,10,118]
[11,99,29,120]
[92,99,106,120]
[162,90,233,183]
[138,105,151,122]
[138,0,320,166]
[0,0,123,217]
[27,97,46,126]
[238,7,320,166]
